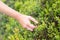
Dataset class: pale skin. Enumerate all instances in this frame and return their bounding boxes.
[0,1,38,31]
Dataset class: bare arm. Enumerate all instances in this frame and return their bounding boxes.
[0,1,38,31]
[0,1,22,19]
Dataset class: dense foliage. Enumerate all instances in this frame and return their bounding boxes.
[0,0,60,40]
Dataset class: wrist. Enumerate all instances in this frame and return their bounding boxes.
[15,12,23,20]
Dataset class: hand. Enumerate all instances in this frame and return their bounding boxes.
[17,14,38,31]
[0,1,38,31]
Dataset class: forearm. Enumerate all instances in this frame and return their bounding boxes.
[0,1,22,20]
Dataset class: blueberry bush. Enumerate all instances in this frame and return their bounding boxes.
[0,0,60,40]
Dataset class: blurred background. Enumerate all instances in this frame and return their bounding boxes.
[0,0,60,40]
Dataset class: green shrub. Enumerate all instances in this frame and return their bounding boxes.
[0,0,60,40]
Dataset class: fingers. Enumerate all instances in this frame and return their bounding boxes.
[23,25,33,31]
[27,24,36,29]
[25,16,38,31]
[29,16,38,24]
[23,24,36,31]
[26,26,33,31]
[27,23,37,31]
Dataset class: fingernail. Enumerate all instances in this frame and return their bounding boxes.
[36,21,38,24]
[27,28,33,31]
[30,29,33,31]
